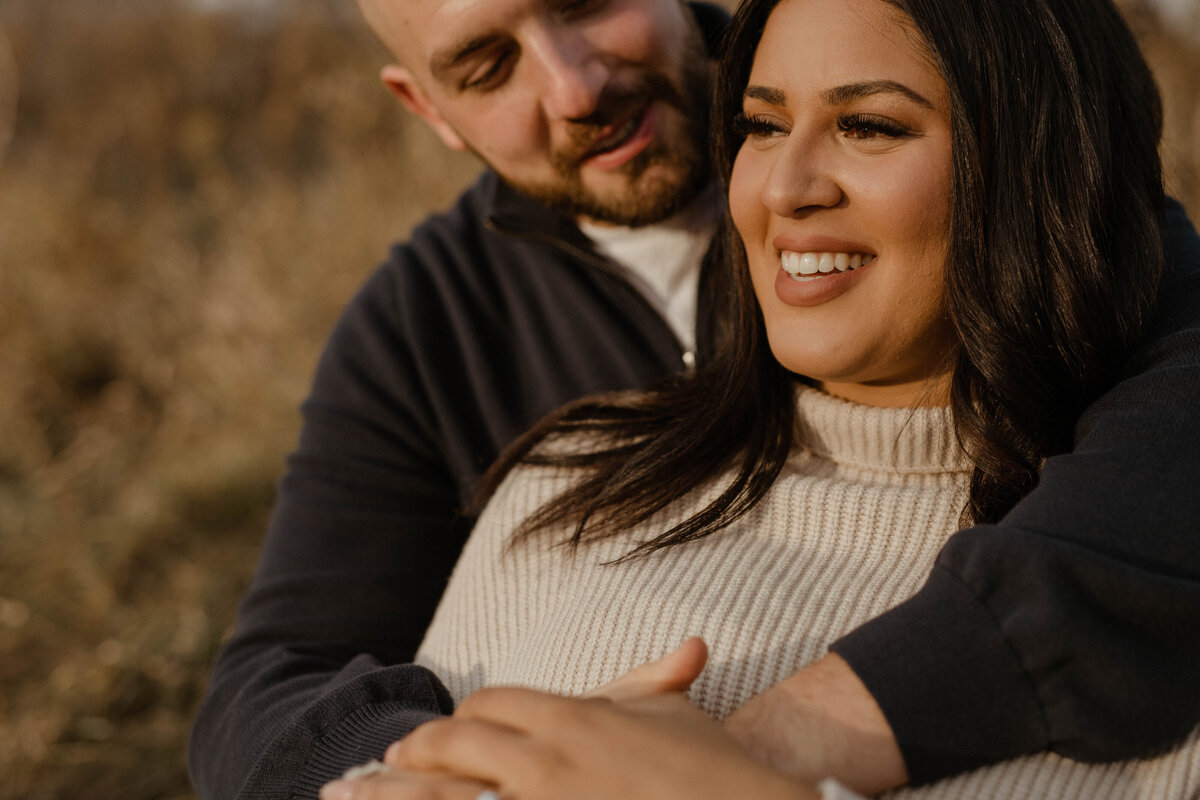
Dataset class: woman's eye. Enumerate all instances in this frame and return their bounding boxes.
[733,113,786,140]
[836,113,912,140]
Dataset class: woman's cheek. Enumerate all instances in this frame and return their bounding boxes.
[729,147,769,257]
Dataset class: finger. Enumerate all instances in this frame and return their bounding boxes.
[451,685,601,728]
[442,686,631,741]
[384,715,544,786]
[584,637,708,701]
[320,769,490,800]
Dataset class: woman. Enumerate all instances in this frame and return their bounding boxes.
[322,0,1194,796]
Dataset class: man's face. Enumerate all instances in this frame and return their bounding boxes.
[371,0,712,226]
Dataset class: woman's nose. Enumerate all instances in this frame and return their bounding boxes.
[761,134,844,217]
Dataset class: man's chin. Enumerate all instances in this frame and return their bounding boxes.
[575,176,696,228]
[510,157,710,228]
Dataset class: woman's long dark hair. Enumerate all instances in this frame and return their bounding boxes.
[479,0,1165,555]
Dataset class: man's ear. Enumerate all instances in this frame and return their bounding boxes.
[380,64,467,151]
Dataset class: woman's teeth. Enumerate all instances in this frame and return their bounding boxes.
[780,251,875,280]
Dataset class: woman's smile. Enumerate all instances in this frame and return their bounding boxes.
[729,0,958,407]
[779,250,875,280]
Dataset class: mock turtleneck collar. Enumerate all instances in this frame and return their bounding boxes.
[793,384,971,475]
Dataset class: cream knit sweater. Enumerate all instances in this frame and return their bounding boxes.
[415,386,1200,799]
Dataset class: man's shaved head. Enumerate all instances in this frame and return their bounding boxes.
[354,0,410,64]
[357,0,713,226]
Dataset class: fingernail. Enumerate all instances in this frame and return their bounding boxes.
[319,780,356,800]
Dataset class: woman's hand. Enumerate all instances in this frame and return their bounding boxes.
[320,639,818,800]
[582,636,709,700]
[380,687,819,800]
[320,766,491,800]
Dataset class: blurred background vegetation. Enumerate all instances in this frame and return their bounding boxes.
[0,0,1195,797]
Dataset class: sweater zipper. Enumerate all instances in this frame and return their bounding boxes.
[484,218,697,375]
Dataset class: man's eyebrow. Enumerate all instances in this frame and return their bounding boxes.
[430,35,503,82]
[825,80,933,108]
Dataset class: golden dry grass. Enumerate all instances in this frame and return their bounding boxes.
[0,1,1195,798]
[0,2,478,796]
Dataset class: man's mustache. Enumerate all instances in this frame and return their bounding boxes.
[553,73,691,168]
[568,72,687,130]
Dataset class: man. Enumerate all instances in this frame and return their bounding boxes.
[189,1,1200,798]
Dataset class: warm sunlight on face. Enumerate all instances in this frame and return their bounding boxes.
[378,0,712,226]
[729,0,956,407]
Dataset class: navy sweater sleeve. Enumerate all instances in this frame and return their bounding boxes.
[187,173,689,799]
[187,260,467,800]
[832,198,1200,783]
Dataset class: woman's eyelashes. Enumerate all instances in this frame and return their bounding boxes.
[733,111,915,141]
[836,113,913,139]
[732,112,787,139]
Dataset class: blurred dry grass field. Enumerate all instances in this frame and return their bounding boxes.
[0,1,1195,798]
[0,1,479,796]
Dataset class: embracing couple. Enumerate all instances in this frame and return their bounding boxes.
[191,1,1200,798]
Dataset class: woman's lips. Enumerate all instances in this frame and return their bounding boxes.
[771,249,875,307]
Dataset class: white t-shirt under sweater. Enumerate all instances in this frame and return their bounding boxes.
[577,182,722,354]
[415,386,1200,799]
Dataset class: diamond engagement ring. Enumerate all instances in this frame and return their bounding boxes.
[475,791,502,800]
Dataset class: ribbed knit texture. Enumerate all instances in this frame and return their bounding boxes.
[415,386,1200,799]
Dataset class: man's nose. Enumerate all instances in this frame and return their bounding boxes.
[527,26,610,121]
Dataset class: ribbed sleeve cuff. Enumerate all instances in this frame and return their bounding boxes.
[239,663,455,799]
[291,700,448,798]
[830,565,1048,784]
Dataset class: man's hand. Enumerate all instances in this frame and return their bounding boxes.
[724,653,908,795]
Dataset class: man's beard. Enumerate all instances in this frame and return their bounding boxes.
[500,38,712,227]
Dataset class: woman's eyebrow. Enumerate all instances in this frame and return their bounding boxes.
[744,85,786,105]
[744,80,933,109]
[825,80,933,108]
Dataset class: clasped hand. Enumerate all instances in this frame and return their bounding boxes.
[320,638,900,800]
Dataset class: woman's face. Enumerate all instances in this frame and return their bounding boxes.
[729,0,956,407]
